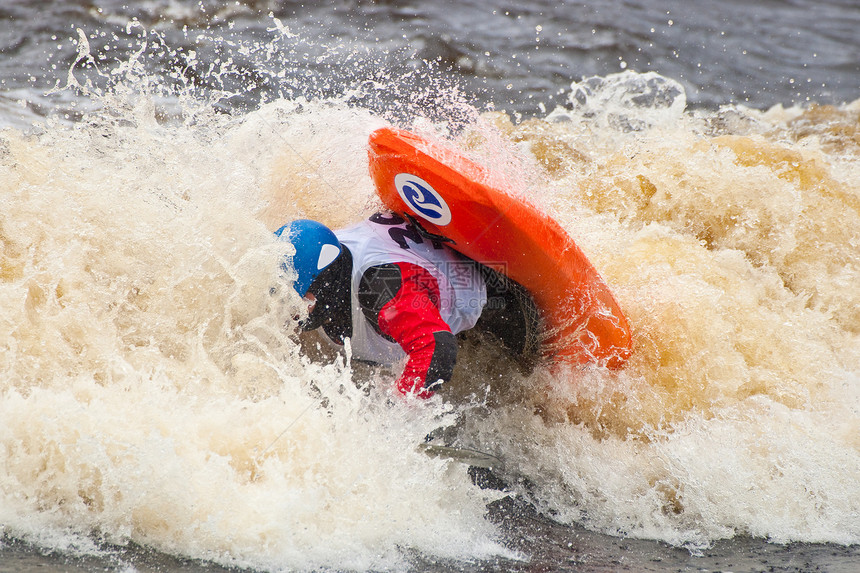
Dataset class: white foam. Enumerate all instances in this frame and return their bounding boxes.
[1,35,858,573]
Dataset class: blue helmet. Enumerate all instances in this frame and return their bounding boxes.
[275,219,342,297]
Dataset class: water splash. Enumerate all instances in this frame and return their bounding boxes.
[458,72,860,549]
[1,13,859,571]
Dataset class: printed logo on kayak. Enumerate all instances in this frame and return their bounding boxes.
[394,173,452,226]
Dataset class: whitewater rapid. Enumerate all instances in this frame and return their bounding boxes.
[1,16,858,571]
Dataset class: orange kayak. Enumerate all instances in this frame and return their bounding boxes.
[367,127,632,369]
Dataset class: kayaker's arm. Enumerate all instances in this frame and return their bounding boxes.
[358,262,457,398]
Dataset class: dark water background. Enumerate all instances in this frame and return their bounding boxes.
[1,1,860,572]
[2,0,859,128]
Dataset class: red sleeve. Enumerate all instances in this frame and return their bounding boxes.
[376,262,456,398]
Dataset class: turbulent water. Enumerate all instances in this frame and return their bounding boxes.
[1,1,859,571]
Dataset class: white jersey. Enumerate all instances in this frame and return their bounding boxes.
[334,214,487,364]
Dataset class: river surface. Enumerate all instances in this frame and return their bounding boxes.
[1,1,859,571]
